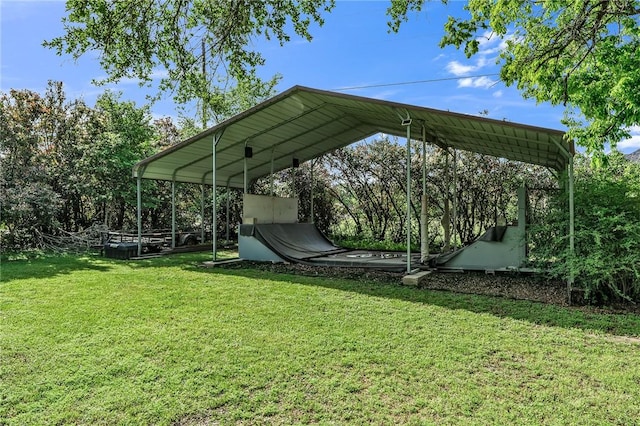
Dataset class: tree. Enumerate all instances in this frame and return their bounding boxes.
[388,0,640,154]
[45,0,334,122]
[0,82,165,251]
[87,91,156,229]
[0,82,94,247]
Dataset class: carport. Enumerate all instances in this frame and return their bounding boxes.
[132,86,575,288]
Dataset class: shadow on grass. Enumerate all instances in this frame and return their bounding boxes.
[4,252,638,338]
[1,253,113,283]
[0,251,227,283]
[195,263,640,339]
[124,251,235,269]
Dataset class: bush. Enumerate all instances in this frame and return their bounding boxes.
[0,179,61,251]
[529,153,640,304]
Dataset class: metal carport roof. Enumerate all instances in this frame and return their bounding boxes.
[133,85,573,187]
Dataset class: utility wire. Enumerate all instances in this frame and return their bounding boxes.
[332,74,500,91]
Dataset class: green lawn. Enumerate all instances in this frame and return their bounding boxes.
[2,253,640,425]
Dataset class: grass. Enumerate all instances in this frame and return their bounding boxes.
[2,252,640,425]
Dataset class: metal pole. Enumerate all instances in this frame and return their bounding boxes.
[568,156,575,302]
[443,150,450,251]
[270,147,275,196]
[291,161,296,197]
[452,149,458,248]
[406,121,412,274]
[201,184,205,244]
[171,180,176,249]
[243,142,248,194]
[549,137,575,302]
[226,184,230,242]
[422,129,427,203]
[137,175,142,257]
[421,126,428,263]
[310,160,315,224]
[212,136,218,261]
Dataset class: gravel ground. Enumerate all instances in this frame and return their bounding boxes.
[219,261,569,306]
[415,270,569,305]
[218,260,640,314]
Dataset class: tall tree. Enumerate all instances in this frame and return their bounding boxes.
[45,0,334,121]
[0,82,101,245]
[388,0,640,154]
[87,91,156,229]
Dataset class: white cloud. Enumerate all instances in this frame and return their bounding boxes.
[476,56,489,68]
[444,38,505,80]
[618,126,640,152]
[457,76,496,89]
[443,32,514,91]
[446,61,477,76]
[475,31,515,56]
[476,31,498,47]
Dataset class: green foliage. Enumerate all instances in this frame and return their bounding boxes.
[45,0,334,120]
[0,82,189,251]
[324,137,552,249]
[3,253,640,423]
[0,181,61,250]
[326,139,410,243]
[332,234,418,252]
[529,153,640,303]
[0,82,85,245]
[388,0,640,154]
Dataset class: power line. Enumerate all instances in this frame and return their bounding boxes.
[332,74,500,91]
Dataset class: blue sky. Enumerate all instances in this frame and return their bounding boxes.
[1,0,638,152]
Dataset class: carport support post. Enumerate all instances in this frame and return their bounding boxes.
[405,118,412,274]
[310,159,315,224]
[212,133,221,261]
[453,149,458,248]
[442,150,451,251]
[421,127,428,263]
[137,175,142,257]
[171,180,176,249]
[226,183,231,242]
[568,156,575,302]
[200,184,205,244]
[270,147,275,196]
[243,141,249,194]
[551,137,575,303]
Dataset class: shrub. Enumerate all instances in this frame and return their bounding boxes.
[529,153,640,304]
[0,179,61,251]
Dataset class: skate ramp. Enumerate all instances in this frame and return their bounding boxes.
[239,223,421,271]
[434,225,525,270]
[239,223,347,261]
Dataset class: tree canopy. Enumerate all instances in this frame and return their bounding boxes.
[45,0,334,123]
[388,0,640,154]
